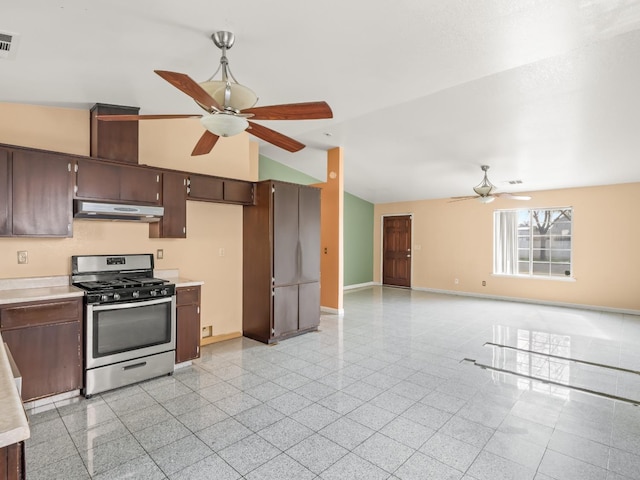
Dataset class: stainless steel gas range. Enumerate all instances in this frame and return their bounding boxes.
[71,253,176,398]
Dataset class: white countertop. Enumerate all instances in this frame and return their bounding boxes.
[159,276,205,288]
[0,336,29,448]
[0,285,84,305]
[154,269,204,288]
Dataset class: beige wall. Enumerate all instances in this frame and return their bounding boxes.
[374,182,640,312]
[0,102,258,337]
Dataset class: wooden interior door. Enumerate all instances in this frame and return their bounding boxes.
[382,215,412,287]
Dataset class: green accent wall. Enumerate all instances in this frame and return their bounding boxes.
[259,155,373,286]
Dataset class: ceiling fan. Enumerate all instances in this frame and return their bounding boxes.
[450,165,532,203]
[96,31,333,156]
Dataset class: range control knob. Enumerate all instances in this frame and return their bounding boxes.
[101,294,109,302]
[132,291,140,298]
[160,288,168,296]
[113,293,121,301]
[150,289,158,297]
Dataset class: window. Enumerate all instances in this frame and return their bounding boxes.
[494,208,572,278]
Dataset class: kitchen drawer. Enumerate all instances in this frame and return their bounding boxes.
[176,287,200,306]
[0,299,82,330]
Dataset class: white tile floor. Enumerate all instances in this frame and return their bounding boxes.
[24,286,640,479]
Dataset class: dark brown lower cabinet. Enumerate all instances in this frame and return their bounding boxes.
[0,442,25,480]
[0,298,83,402]
[175,286,201,363]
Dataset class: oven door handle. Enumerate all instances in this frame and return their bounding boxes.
[90,296,174,311]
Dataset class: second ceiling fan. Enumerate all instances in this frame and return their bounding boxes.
[97,31,333,156]
[450,165,532,203]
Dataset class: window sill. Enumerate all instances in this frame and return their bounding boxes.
[491,273,576,282]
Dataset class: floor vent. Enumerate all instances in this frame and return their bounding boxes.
[0,32,19,59]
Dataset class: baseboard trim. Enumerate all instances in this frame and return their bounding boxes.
[200,331,242,346]
[411,286,640,316]
[344,281,378,291]
[321,306,345,316]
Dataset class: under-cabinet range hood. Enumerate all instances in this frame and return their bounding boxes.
[74,200,164,222]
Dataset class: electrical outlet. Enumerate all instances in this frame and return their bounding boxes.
[219,248,225,257]
[157,249,164,260]
[454,278,459,285]
[17,251,28,264]
[482,280,486,286]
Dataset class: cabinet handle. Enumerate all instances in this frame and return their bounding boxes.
[74,163,78,173]
[156,175,160,182]
[67,163,71,172]
[183,227,186,234]
[74,185,78,194]
[197,306,200,314]
[156,193,159,201]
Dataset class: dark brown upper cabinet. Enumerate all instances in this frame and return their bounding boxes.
[187,174,253,205]
[90,103,139,164]
[8,149,73,237]
[0,148,10,236]
[187,174,224,202]
[224,179,254,204]
[75,159,161,205]
[150,171,188,239]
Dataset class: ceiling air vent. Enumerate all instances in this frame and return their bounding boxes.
[0,32,19,60]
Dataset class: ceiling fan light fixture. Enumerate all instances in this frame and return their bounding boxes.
[200,113,248,137]
[477,195,496,204]
[473,165,495,197]
[197,80,258,111]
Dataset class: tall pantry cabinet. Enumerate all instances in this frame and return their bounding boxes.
[243,180,321,344]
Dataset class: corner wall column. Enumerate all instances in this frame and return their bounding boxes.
[314,147,344,314]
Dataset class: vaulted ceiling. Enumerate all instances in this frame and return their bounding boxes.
[3,1,640,203]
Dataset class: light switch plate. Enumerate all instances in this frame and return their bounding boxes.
[17,251,28,264]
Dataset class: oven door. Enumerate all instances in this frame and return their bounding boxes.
[86,296,176,369]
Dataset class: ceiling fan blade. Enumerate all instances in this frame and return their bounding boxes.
[243,101,333,120]
[155,70,222,111]
[191,130,220,156]
[447,196,477,203]
[247,121,305,152]
[96,114,202,122]
[496,193,532,200]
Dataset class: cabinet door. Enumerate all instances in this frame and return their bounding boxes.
[150,172,187,238]
[188,175,223,201]
[298,186,321,283]
[298,282,320,331]
[224,179,253,204]
[75,159,121,200]
[2,321,82,401]
[175,286,201,363]
[0,149,9,236]
[176,304,200,363]
[0,441,24,480]
[12,150,72,236]
[120,166,160,204]
[273,182,300,286]
[273,284,299,338]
